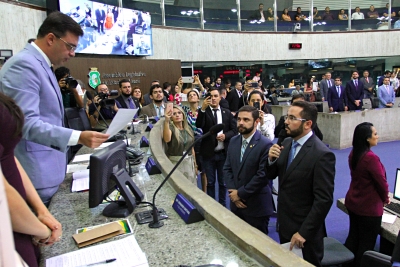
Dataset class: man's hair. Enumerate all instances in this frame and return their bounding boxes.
[37,11,83,39]
[363,70,369,74]
[151,80,160,85]
[27,38,36,43]
[235,81,242,86]
[95,83,107,92]
[119,79,130,88]
[208,87,220,95]
[352,70,359,75]
[163,82,171,89]
[225,79,231,85]
[335,76,342,81]
[384,70,392,74]
[291,94,305,103]
[325,72,331,75]
[292,101,318,127]
[219,87,227,95]
[238,105,259,121]
[54,66,70,82]
[150,84,162,95]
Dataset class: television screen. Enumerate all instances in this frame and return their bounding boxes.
[59,0,153,56]
[308,60,332,69]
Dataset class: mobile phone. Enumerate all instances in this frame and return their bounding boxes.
[206,92,211,98]
[254,102,260,110]
[166,102,173,113]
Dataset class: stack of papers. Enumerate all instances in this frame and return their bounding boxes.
[46,235,148,267]
[71,169,89,192]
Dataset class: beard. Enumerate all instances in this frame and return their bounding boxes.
[121,92,131,97]
[153,98,163,103]
[285,124,304,138]
[238,124,254,135]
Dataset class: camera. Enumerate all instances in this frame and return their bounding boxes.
[98,90,118,108]
[63,76,78,89]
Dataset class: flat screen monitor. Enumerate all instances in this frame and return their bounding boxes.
[89,140,143,217]
[308,60,332,69]
[394,168,400,201]
[59,0,153,56]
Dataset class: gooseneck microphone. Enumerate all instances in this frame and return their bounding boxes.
[140,123,225,228]
[86,91,109,128]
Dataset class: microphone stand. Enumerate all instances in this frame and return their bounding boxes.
[145,123,224,228]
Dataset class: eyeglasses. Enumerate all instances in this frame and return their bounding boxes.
[284,115,306,122]
[53,33,77,51]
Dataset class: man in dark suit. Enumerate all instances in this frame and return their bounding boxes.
[218,87,230,110]
[266,101,335,267]
[196,88,237,206]
[115,79,140,117]
[226,81,243,113]
[328,77,348,112]
[224,105,273,234]
[346,70,364,110]
[95,7,106,34]
[359,70,375,99]
[319,72,334,102]
[251,3,268,21]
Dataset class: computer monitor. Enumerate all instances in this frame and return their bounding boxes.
[89,140,143,217]
[394,168,400,201]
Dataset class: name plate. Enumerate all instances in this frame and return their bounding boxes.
[172,193,204,224]
[145,123,153,132]
[140,136,149,147]
[145,157,161,175]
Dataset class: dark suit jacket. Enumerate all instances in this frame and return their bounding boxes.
[345,79,364,110]
[266,134,335,242]
[219,98,230,110]
[195,106,237,158]
[251,10,268,20]
[224,131,273,217]
[226,90,242,112]
[115,95,141,115]
[327,85,347,112]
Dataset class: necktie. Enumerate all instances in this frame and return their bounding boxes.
[212,108,218,124]
[337,86,341,96]
[240,140,248,162]
[355,80,358,87]
[328,80,331,87]
[287,141,299,169]
[366,77,369,83]
[386,85,390,94]
[128,98,135,109]
[156,106,161,117]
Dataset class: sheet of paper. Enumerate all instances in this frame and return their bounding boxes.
[94,139,131,150]
[46,235,149,267]
[106,109,138,137]
[66,164,89,173]
[72,169,89,180]
[72,154,91,163]
[71,178,89,192]
[312,82,318,92]
[383,213,397,224]
[281,242,303,258]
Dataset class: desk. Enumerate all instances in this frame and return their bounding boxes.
[337,196,400,254]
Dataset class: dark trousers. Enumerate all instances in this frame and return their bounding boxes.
[203,152,226,206]
[234,208,270,235]
[279,226,325,267]
[344,210,382,267]
[97,19,104,33]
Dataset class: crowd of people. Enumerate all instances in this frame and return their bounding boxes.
[1,10,400,267]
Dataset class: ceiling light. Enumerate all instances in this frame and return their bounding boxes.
[231,8,237,12]
[181,11,186,15]
[193,11,199,15]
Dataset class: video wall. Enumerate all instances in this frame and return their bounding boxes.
[59,0,153,56]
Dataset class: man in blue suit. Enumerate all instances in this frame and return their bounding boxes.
[378,77,396,108]
[345,70,364,111]
[0,12,109,205]
[224,105,273,235]
[328,77,348,112]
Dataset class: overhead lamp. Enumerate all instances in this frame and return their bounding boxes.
[181,11,186,15]
[231,8,237,12]
[193,11,199,15]
[287,68,294,70]
[256,20,262,24]
[187,10,193,14]
[250,20,256,24]
[203,20,207,23]
[322,22,326,25]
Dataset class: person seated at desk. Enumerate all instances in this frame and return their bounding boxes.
[383,3,397,18]
[0,93,62,267]
[366,5,379,19]
[141,84,165,117]
[291,85,304,96]
[274,94,323,146]
[313,7,322,20]
[344,122,389,267]
[282,8,291,21]
[322,7,335,20]
[338,9,348,20]
[295,7,306,21]
[351,7,365,20]
[251,3,268,22]
[163,105,197,185]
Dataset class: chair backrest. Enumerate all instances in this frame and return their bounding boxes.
[64,107,91,131]
[360,250,392,267]
[370,97,380,109]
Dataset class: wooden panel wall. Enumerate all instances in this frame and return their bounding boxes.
[64,56,181,94]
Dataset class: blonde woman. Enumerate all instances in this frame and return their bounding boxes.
[163,105,197,184]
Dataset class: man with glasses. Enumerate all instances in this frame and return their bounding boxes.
[0,12,109,205]
[266,101,335,267]
[328,77,348,112]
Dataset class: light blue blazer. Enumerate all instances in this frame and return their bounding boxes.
[0,44,73,201]
[377,84,395,108]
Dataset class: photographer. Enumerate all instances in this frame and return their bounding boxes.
[55,67,83,108]
[88,83,118,122]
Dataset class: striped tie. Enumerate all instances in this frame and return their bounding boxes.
[240,140,248,162]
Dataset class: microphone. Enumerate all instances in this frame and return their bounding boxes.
[137,123,225,228]
[86,91,109,128]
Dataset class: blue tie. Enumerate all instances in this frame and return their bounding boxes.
[128,97,136,109]
[287,141,299,169]
[240,140,248,162]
